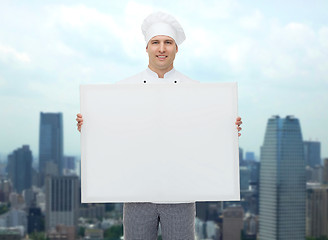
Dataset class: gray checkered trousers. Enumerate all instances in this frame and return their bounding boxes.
[123,202,196,240]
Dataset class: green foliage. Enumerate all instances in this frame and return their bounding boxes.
[104,225,123,240]
[306,237,328,240]
[78,226,85,237]
[0,203,9,215]
[29,232,47,240]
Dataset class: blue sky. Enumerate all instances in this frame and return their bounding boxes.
[0,0,327,160]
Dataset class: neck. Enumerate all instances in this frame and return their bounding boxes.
[148,65,174,78]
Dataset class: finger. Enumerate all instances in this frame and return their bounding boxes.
[238,133,241,137]
[77,113,82,117]
[236,116,241,121]
[235,121,242,126]
[237,127,242,131]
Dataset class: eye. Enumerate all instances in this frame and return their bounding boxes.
[166,41,173,44]
[152,41,159,44]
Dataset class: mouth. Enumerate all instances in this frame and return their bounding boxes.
[156,55,167,60]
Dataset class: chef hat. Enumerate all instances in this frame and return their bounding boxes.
[141,11,186,46]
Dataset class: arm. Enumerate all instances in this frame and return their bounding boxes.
[235,116,242,137]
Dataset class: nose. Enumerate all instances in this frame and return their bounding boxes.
[159,42,165,53]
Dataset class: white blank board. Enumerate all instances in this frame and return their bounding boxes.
[80,83,240,203]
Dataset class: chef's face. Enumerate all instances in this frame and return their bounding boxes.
[146,35,178,73]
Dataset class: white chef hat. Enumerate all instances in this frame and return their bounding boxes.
[141,11,186,46]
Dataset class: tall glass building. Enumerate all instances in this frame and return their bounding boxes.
[303,141,321,168]
[7,145,32,193]
[259,115,306,240]
[39,112,63,177]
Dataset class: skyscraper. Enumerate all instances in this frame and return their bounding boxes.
[45,176,79,232]
[306,183,328,237]
[7,145,32,193]
[222,205,244,240]
[240,166,251,190]
[245,152,255,161]
[39,112,63,178]
[239,147,244,165]
[304,141,321,167]
[259,115,306,240]
[323,158,328,184]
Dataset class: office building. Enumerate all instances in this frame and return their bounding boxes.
[239,147,244,165]
[45,176,79,232]
[63,156,75,170]
[249,161,259,184]
[7,145,32,193]
[240,166,251,190]
[243,213,258,237]
[0,209,27,234]
[245,152,255,161]
[196,202,221,222]
[222,205,244,240]
[0,179,12,202]
[27,207,43,233]
[304,141,321,167]
[0,228,22,240]
[323,159,328,184]
[79,204,106,219]
[259,115,306,239]
[306,165,323,183]
[39,112,64,178]
[306,183,328,237]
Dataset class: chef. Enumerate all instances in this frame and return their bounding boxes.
[76,11,242,240]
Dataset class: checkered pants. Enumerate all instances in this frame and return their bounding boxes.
[123,202,196,240]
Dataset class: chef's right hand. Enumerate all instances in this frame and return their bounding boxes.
[76,113,83,132]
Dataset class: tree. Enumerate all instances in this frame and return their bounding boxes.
[29,232,48,240]
[0,203,9,215]
[78,227,85,237]
[104,225,123,240]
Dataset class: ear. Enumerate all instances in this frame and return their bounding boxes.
[176,44,178,53]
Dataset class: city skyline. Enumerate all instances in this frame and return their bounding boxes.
[0,112,326,238]
[0,112,323,163]
[1,0,327,158]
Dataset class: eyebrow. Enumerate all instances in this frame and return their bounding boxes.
[151,39,174,42]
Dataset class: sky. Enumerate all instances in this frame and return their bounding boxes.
[0,0,327,161]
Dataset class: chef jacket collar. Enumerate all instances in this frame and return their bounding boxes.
[146,67,176,79]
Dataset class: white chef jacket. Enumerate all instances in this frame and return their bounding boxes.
[118,67,199,84]
[118,67,198,204]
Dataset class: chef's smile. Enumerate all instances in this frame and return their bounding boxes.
[146,35,178,75]
[157,55,167,60]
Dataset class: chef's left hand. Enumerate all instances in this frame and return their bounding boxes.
[235,117,242,137]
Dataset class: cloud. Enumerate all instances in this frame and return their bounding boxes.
[0,43,31,63]
[174,0,240,20]
[240,10,263,30]
[0,76,6,87]
[0,0,327,158]
[319,27,328,49]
